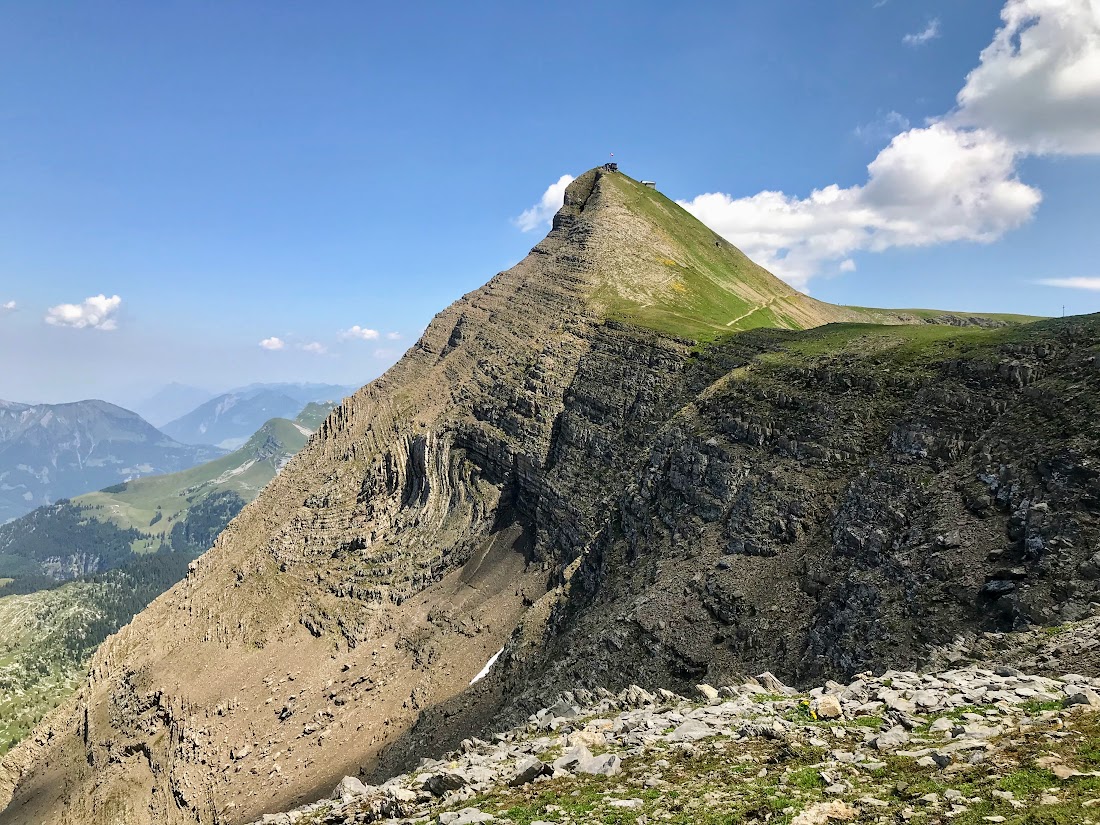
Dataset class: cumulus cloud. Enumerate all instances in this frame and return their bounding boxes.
[385,331,401,340]
[300,341,328,355]
[680,124,1040,288]
[1037,276,1100,290]
[904,18,941,46]
[839,259,857,273]
[259,337,285,350]
[339,325,380,341]
[514,174,575,232]
[954,0,1100,155]
[45,294,121,330]
[677,0,1098,288]
[1,300,14,311]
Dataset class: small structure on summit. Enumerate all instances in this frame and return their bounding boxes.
[641,180,656,189]
[604,162,619,172]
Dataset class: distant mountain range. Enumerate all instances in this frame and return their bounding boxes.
[0,403,329,586]
[127,382,215,428]
[0,399,222,524]
[159,383,353,449]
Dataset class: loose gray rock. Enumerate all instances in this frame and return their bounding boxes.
[814,695,843,719]
[331,775,371,801]
[576,753,622,776]
[510,757,551,786]
[872,726,910,751]
[1063,689,1100,708]
[666,719,715,743]
[695,684,720,702]
[439,808,495,825]
[425,772,467,796]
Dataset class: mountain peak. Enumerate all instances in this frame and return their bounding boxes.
[0,166,1055,825]
[521,165,861,341]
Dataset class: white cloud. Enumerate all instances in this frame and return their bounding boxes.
[904,18,942,46]
[1036,276,1100,290]
[385,331,401,340]
[259,337,285,350]
[954,0,1100,155]
[300,341,328,355]
[680,124,1040,288]
[45,294,121,330]
[1,300,14,311]
[339,325,380,341]
[514,174,575,232]
[678,0,1099,288]
[839,259,857,273]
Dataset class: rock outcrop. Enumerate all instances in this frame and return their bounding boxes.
[1,168,1096,825]
[242,663,1100,825]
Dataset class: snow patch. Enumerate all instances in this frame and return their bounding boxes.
[470,647,504,685]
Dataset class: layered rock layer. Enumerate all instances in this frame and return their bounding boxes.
[2,168,1096,825]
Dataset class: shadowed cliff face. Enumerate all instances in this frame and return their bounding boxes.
[2,169,1096,825]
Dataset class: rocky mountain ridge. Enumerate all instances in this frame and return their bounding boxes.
[0,168,1093,825]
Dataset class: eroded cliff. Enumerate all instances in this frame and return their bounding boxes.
[2,168,1094,825]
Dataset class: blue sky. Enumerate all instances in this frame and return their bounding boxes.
[1,0,1098,404]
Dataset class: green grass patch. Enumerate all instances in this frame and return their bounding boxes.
[786,767,825,789]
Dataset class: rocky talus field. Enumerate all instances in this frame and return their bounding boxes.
[258,660,1100,825]
[1,168,1097,825]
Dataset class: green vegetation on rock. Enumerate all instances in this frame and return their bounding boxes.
[583,172,1040,342]
[0,550,194,754]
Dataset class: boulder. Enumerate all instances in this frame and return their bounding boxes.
[1063,688,1100,709]
[666,719,715,742]
[755,671,796,695]
[576,753,622,776]
[546,697,581,720]
[331,775,371,801]
[813,695,843,719]
[565,729,607,749]
[425,772,467,796]
[871,726,909,750]
[439,808,495,825]
[695,684,720,702]
[552,745,592,772]
[510,757,551,786]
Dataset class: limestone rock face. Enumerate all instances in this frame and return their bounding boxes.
[2,168,1098,825]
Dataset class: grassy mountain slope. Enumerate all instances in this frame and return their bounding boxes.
[78,415,317,546]
[0,407,326,585]
[0,582,104,752]
[578,171,1039,340]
